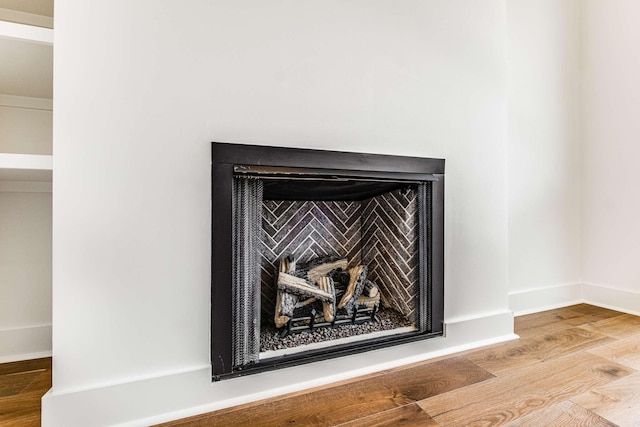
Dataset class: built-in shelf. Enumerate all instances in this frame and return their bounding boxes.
[0,153,53,190]
[0,19,53,45]
[0,18,53,100]
[0,2,54,363]
[0,15,54,184]
[0,152,52,170]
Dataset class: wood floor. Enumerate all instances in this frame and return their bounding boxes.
[1,304,639,426]
[0,357,50,426]
[161,304,640,427]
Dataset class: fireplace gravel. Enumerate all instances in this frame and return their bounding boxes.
[260,308,413,352]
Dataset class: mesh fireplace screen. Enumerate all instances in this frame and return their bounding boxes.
[231,177,263,366]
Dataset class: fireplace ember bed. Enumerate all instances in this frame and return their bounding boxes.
[211,142,444,380]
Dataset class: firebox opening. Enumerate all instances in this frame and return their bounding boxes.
[232,171,427,363]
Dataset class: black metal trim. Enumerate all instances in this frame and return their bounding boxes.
[211,163,234,375]
[233,164,440,182]
[430,175,445,335]
[213,142,445,174]
[211,142,445,380]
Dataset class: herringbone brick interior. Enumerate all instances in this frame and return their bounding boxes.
[260,189,419,323]
[362,189,419,320]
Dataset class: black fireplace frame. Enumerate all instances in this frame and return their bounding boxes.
[211,142,445,380]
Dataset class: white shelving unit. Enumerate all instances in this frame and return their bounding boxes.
[0,3,54,362]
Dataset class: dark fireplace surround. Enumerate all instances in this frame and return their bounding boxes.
[211,142,444,380]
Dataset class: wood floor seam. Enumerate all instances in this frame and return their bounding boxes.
[332,402,437,427]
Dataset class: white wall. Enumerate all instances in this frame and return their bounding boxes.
[582,0,640,313]
[0,190,52,361]
[44,1,511,425]
[506,0,583,313]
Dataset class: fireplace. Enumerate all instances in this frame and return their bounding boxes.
[211,142,444,380]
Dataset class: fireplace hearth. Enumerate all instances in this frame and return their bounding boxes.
[211,142,444,380]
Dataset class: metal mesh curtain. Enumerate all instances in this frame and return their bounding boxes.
[418,181,431,333]
[232,176,263,367]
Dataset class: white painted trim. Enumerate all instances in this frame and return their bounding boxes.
[0,153,53,170]
[0,181,52,192]
[583,283,640,316]
[42,311,515,427]
[0,351,52,364]
[0,324,52,362]
[0,94,53,110]
[0,19,53,45]
[510,282,640,317]
[509,283,583,316]
[444,309,514,326]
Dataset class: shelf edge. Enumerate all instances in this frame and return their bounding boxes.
[0,94,52,110]
[0,20,53,45]
[0,153,53,170]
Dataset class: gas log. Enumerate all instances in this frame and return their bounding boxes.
[297,255,348,283]
[273,254,381,333]
[317,276,336,323]
[274,255,298,328]
[337,265,368,313]
[362,280,379,298]
[356,289,381,310]
[277,272,334,301]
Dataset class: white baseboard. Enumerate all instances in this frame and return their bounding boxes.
[509,283,582,316]
[43,311,515,427]
[510,282,640,317]
[0,324,52,363]
[582,283,640,316]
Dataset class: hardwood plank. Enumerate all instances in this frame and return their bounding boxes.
[587,333,640,370]
[579,314,640,339]
[336,403,440,427]
[0,358,50,376]
[0,358,50,427]
[20,368,51,394]
[571,371,640,427]
[467,327,613,375]
[514,307,592,333]
[502,400,617,426]
[514,305,621,339]
[157,357,492,427]
[569,304,624,320]
[0,390,43,424]
[0,371,42,398]
[418,352,631,426]
[0,413,40,427]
